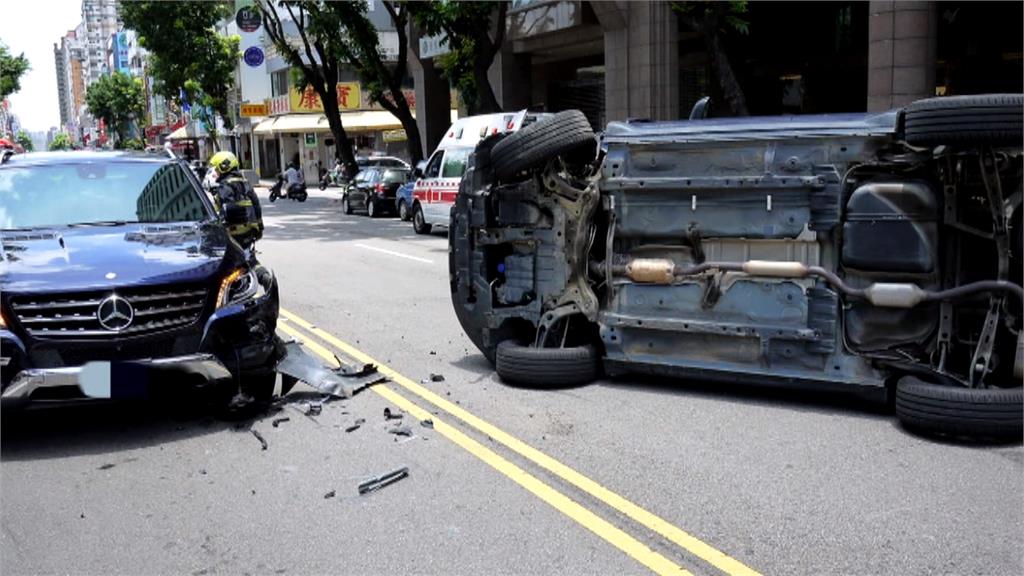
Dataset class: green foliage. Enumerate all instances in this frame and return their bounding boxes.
[85,71,147,145]
[671,1,750,35]
[122,138,145,151]
[120,1,240,127]
[408,1,507,114]
[48,132,72,151]
[14,129,32,152]
[0,42,31,100]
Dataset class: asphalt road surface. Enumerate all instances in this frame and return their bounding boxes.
[2,187,1021,576]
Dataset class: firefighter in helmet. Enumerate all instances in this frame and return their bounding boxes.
[208,151,264,248]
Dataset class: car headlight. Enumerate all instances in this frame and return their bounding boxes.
[217,268,262,308]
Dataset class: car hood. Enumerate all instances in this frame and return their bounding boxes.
[0,222,231,293]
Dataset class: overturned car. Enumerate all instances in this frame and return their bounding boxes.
[450,95,1024,439]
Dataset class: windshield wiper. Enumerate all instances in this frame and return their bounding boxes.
[66,220,138,227]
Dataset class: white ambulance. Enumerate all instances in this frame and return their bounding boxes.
[410,110,549,234]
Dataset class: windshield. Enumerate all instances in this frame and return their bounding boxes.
[0,161,210,229]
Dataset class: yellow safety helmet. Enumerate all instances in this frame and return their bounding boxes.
[209,151,240,175]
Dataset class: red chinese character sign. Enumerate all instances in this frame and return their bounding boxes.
[289,83,362,113]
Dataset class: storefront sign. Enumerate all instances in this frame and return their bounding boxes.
[236,6,261,32]
[240,103,268,117]
[290,83,362,113]
[243,46,264,68]
[304,133,317,147]
[269,94,290,116]
[419,34,449,59]
[382,129,407,143]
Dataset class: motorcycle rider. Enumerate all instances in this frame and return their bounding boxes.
[208,151,264,249]
[284,160,305,196]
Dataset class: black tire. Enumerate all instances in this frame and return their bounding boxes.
[904,94,1024,146]
[244,371,277,403]
[367,198,378,218]
[491,110,596,181]
[343,195,353,215]
[494,340,599,387]
[319,180,327,191]
[297,191,308,202]
[412,204,431,234]
[895,376,1023,439]
[269,190,278,203]
[398,199,410,221]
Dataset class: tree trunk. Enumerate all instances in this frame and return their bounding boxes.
[472,55,502,114]
[321,87,358,177]
[390,95,423,166]
[705,32,748,116]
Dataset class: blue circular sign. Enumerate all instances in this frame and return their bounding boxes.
[243,47,264,68]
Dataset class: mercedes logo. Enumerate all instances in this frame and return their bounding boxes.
[96,295,134,331]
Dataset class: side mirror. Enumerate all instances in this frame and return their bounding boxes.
[689,96,711,120]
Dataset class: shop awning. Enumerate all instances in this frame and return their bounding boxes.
[167,122,208,140]
[252,117,276,135]
[259,110,459,135]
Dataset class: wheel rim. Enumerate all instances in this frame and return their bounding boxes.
[368,200,375,216]
[344,197,350,212]
[414,210,423,229]
[399,202,408,220]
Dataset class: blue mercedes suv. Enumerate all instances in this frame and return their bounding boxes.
[0,151,281,406]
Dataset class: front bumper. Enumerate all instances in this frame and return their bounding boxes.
[0,353,232,407]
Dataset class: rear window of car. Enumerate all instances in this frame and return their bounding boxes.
[0,161,210,229]
[382,169,410,184]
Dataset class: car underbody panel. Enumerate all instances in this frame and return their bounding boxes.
[451,104,1023,405]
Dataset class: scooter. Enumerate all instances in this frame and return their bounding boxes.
[318,164,345,190]
[268,174,308,202]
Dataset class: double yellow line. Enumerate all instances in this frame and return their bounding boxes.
[278,308,761,576]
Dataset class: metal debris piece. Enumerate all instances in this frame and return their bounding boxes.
[306,403,322,417]
[429,351,437,355]
[430,374,445,382]
[272,417,290,428]
[389,425,414,437]
[345,418,366,433]
[251,429,268,450]
[421,419,434,429]
[199,469,208,475]
[98,463,115,470]
[383,407,403,420]
[276,341,385,398]
[358,467,409,495]
[323,490,335,499]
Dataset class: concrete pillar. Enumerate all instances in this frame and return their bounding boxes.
[867,1,937,111]
[409,27,452,158]
[488,41,532,112]
[603,1,679,123]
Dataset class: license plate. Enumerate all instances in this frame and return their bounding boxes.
[79,362,149,399]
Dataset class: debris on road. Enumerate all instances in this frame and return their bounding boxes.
[98,463,115,470]
[272,417,290,428]
[383,407,403,420]
[276,340,386,398]
[421,373,446,383]
[345,418,366,433]
[251,429,268,450]
[306,403,322,417]
[429,350,437,355]
[323,490,335,499]
[389,425,414,438]
[358,466,409,495]
[199,469,208,475]
[421,419,434,429]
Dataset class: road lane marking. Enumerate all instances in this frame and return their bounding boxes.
[354,243,434,264]
[276,321,691,576]
[279,308,762,576]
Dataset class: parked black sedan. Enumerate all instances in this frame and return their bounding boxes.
[341,167,411,218]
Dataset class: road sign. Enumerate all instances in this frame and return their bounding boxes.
[240,103,269,118]
[243,46,264,68]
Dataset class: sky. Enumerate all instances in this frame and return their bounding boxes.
[0,0,83,133]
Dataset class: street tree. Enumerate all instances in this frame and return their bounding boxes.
[0,42,30,100]
[15,129,32,151]
[306,0,424,165]
[120,1,240,147]
[85,71,147,147]
[48,132,71,151]
[257,0,359,175]
[408,1,508,115]
[671,1,750,116]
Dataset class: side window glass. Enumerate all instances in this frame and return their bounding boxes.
[441,148,469,179]
[424,151,443,179]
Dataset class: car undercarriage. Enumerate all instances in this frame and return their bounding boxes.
[450,97,1024,439]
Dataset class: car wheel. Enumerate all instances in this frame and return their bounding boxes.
[494,340,599,387]
[491,110,597,181]
[367,198,377,218]
[398,200,410,221]
[895,376,1023,439]
[412,204,431,234]
[244,371,278,403]
[343,195,353,214]
[904,94,1024,146]
[319,180,327,191]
